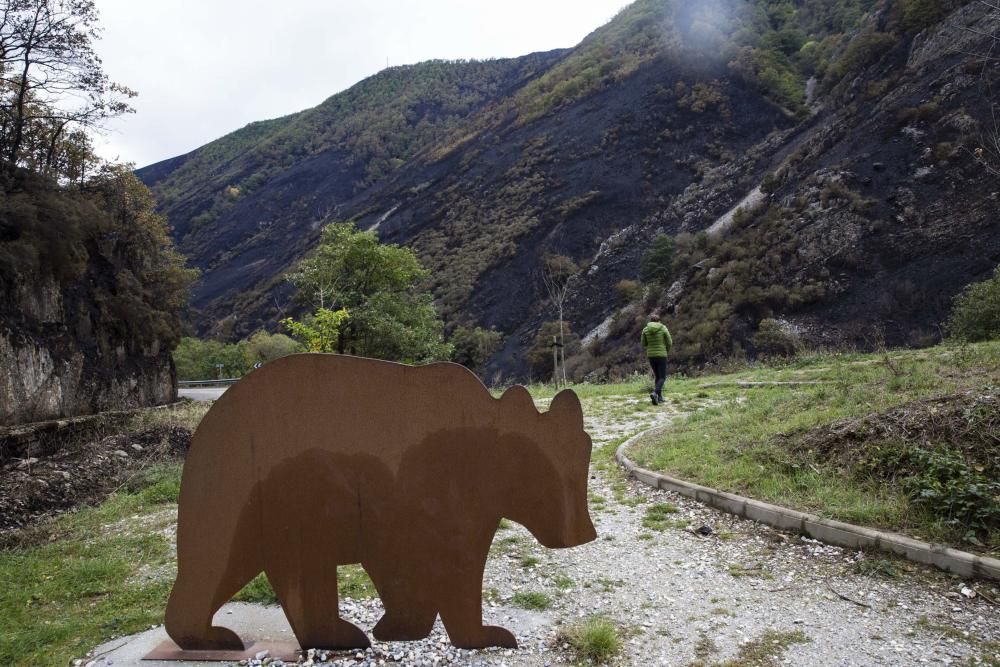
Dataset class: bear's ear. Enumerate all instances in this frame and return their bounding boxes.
[549,389,583,424]
[500,385,537,415]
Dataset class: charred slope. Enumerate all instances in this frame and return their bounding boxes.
[137,53,566,337]
[576,1,1000,378]
[342,55,791,378]
[140,0,999,380]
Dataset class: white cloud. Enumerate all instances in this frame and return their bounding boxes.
[92,0,628,167]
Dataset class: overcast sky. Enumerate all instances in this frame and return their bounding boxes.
[93,0,628,168]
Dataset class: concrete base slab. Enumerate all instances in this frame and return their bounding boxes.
[87,603,298,666]
[85,600,554,666]
[143,640,301,662]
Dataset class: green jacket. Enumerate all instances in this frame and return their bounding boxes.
[641,322,672,358]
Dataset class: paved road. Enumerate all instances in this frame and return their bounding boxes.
[178,386,229,402]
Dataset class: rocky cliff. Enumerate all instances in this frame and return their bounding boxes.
[0,275,175,426]
[0,168,191,425]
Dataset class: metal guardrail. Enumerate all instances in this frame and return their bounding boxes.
[178,379,240,387]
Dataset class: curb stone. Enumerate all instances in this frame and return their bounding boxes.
[615,428,1000,582]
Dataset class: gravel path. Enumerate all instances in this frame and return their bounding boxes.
[87,392,1000,666]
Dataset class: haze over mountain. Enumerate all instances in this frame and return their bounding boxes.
[139,0,1000,380]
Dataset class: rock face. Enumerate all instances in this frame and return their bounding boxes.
[0,168,184,426]
[0,273,175,426]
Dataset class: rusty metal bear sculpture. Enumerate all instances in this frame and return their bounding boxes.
[162,354,596,655]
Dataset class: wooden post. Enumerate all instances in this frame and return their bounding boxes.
[552,336,560,389]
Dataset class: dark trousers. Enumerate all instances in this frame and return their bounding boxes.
[648,357,667,397]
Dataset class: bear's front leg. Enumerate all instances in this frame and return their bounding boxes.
[366,559,437,641]
[437,552,517,649]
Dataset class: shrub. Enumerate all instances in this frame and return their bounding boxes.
[752,319,802,357]
[760,172,781,194]
[450,325,503,369]
[898,0,952,34]
[639,234,675,287]
[826,31,898,85]
[614,279,642,303]
[902,447,1000,542]
[946,265,1000,342]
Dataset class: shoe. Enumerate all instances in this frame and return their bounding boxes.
[649,392,658,405]
[656,394,665,404]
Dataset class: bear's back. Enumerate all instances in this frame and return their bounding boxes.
[191,354,499,473]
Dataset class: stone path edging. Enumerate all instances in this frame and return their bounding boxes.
[615,428,1000,582]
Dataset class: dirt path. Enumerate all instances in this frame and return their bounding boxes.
[476,393,998,665]
[90,392,1000,666]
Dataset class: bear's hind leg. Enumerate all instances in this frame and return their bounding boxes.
[165,562,252,651]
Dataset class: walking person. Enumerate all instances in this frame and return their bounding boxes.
[641,312,672,405]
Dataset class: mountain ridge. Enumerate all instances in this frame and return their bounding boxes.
[139,0,1000,379]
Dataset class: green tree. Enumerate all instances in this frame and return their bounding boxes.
[0,0,136,176]
[946,265,1000,342]
[286,222,451,362]
[281,307,350,353]
[639,234,675,287]
[540,254,579,386]
[172,338,249,380]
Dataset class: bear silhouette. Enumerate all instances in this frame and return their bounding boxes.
[164,354,596,652]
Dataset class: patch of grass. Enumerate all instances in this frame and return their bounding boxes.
[553,574,575,590]
[628,341,1000,548]
[559,616,622,664]
[121,462,183,504]
[233,573,277,604]
[914,614,1000,662]
[589,493,608,511]
[713,629,810,666]
[642,502,678,526]
[511,591,551,610]
[129,399,211,432]
[338,564,377,599]
[491,534,523,555]
[234,564,376,603]
[0,491,176,666]
[498,518,513,530]
[693,632,719,663]
[589,439,642,508]
[520,555,541,568]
